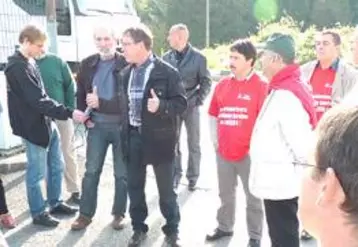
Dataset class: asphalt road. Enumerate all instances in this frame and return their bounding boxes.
[1,96,317,247]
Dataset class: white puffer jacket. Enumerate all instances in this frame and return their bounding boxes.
[249,90,313,200]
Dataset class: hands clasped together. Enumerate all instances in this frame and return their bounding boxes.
[71,87,98,128]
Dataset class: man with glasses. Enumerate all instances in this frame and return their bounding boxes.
[249,33,316,247]
[71,24,128,231]
[120,24,186,247]
[298,106,358,247]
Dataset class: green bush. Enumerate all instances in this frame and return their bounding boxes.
[202,16,355,70]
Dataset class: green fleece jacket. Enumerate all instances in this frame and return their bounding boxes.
[37,53,75,109]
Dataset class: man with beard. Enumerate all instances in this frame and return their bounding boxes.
[71,24,128,230]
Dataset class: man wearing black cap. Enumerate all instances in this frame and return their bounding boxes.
[250,33,316,247]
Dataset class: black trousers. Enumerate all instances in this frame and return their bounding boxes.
[0,179,9,215]
[127,128,180,235]
[264,198,299,247]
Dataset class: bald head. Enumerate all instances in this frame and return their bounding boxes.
[167,23,190,51]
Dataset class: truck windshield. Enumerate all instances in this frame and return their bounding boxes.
[76,0,136,15]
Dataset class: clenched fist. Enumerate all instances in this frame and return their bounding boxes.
[86,86,99,109]
[147,89,160,113]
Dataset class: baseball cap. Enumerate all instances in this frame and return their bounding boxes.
[257,33,296,62]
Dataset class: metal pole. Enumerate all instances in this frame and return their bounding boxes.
[205,0,210,47]
[46,0,58,54]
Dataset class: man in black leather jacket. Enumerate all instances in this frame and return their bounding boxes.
[163,23,212,190]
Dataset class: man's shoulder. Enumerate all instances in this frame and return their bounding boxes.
[301,60,317,70]
[338,60,358,76]
[190,46,206,59]
[80,53,100,66]
[271,90,306,109]
[162,50,173,59]
[154,56,178,74]
[44,53,63,62]
[251,72,268,84]
[215,76,232,89]
[5,58,27,77]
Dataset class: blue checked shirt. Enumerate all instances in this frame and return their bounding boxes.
[128,55,154,126]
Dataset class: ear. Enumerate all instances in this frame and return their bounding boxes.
[247,58,254,66]
[316,168,346,208]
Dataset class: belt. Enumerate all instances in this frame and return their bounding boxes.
[129,125,141,132]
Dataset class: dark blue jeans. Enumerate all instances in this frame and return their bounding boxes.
[23,123,64,217]
[80,122,127,218]
[127,128,180,235]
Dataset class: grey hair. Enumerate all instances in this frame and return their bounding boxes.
[170,23,190,37]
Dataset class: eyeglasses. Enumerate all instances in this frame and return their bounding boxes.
[121,41,136,47]
[292,161,327,171]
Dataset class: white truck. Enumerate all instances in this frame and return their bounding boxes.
[0,0,140,71]
[0,0,140,152]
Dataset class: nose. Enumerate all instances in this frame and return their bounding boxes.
[100,39,107,47]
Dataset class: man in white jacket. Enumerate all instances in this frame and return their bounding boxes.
[298,106,358,247]
[250,33,316,247]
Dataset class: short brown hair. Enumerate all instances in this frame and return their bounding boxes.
[123,24,153,50]
[321,30,341,46]
[315,106,358,226]
[18,24,47,44]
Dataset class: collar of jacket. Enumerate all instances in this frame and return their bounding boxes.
[316,58,340,71]
[127,54,159,70]
[88,52,125,72]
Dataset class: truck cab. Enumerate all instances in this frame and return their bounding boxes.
[0,0,140,71]
[0,0,140,152]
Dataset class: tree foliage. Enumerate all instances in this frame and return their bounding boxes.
[134,0,358,52]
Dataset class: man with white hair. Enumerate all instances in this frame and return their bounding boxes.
[71,24,128,230]
[163,23,211,191]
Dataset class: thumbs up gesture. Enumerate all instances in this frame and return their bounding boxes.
[147,88,160,113]
[86,86,99,109]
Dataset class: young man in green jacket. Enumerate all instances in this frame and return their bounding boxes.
[37,53,80,204]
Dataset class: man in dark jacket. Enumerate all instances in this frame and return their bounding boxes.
[163,23,211,190]
[71,25,128,231]
[120,24,187,247]
[5,24,85,227]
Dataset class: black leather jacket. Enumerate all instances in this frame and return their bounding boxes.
[163,44,211,108]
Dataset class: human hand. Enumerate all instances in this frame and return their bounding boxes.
[86,86,99,109]
[72,109,89,123]
[147,89,160,113]
[85,119,95,128]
